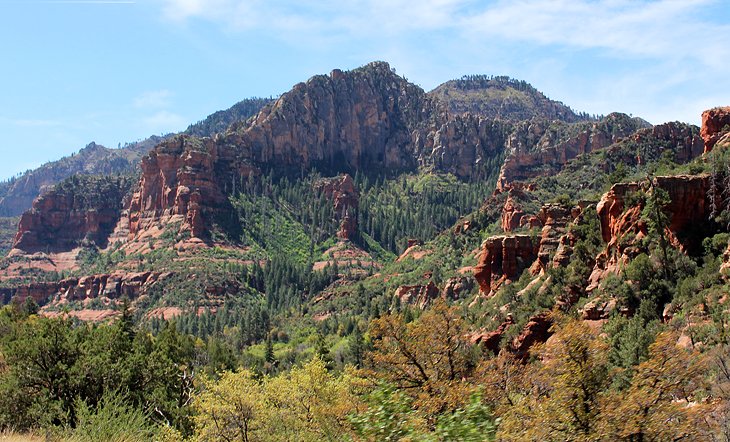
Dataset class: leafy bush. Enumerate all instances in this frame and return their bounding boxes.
[66,391,157,442]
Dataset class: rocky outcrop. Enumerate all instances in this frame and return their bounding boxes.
[590,175,718,289]
[127,136,245,243]
[123,63,510,243]
[469,316,514,354]
[442,276,474,300]
[653,175,716,239]
[633,122,703,163]
[581,298,617,320]
[511,312,553,359]
[315,174,359,240]
[423,114,510,178]
[10,271,172,306]
[595,182,642,245]
[501,192,526,233]
[11,175,131,254]
[394,281,441,309]
[473,235,540,295]
[496,113,646,191]
[232,62,445,174]
[13,282,58,305]
[531,204,577,274]
[233,63,511,180]
[701,106,730,153]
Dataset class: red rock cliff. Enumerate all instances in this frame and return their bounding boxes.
[473,235,540,295]
[11,175,130,254]
[701,106,730,153]
[590,175,717,289]
[127,136,249,243]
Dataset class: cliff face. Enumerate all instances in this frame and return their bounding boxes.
[394,281,441,309]
[10,175,132,254]
[531,203,577,274]
[10,271,171,305]
[121,62,510,244]
[232,62,445,175]
[496,113,647,191]
[473,234,540,295]
[127,136,237,243]
[701,106,730,153]
[589,175,717,289]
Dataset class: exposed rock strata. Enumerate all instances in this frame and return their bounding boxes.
[11,176,131,254]
[10,271,172,305]
[496,113,646,191]
[589,175,717,289]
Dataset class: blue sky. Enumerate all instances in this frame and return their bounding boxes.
[1,0,729,181]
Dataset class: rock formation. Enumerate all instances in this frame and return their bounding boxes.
[9,271,173,306]
[315,174,359,240]
[589,175,718,289]
[701,106,730,153]
[394,281,441,309]
[511,312,553,359]
[501,192,526,233]
[473,235,540,295]
[496,113,646,191]
[122,62,509,245]
[126,136,249,244]
[11,175,131,254]
[441,276,474,300]
[470,316,514,354]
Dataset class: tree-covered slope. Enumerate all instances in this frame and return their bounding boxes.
[430,74,597,122]
[2,62,730,442]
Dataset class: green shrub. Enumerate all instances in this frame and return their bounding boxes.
[66,391,157,442]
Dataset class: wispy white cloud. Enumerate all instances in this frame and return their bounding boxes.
[153,0,729,124]
[464,0,729,67]
[133,89,173,109]
[156,0,729,66]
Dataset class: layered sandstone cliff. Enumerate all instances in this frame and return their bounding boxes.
[126,136,237,243]
[8,271,171,305]
[11,175,131,254]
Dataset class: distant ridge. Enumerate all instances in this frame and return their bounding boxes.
[429,74,600,122]
[0,97,271,216]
